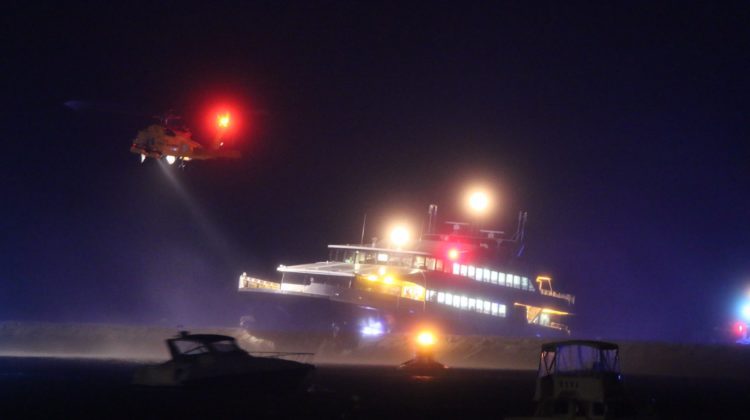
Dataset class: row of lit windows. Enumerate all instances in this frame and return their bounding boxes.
[426,290,506,317]
[452,263,534,292]
[334,250,533,294]
[417,256,444,272]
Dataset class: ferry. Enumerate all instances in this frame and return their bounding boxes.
[237,199,575,344]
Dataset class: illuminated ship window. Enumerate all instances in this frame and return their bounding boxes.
[490,271,498,284]
[497,272,505,286]
[460,265,467,276]
[426,258,436,270]
[414,256,425,269]
[453,263,460,275]
[426,289,437,301]
[468,266,475,277]
[483,269,490,282]
[521,277,528,289]
[436,259,444,272]
[513,275,521,288]
[475,268,483,282]
[377,253,389,262]
[430,290,506,317]
[393,255,413,267]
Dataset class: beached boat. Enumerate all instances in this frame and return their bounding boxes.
[518,340,637,419]
[132,332,314,390]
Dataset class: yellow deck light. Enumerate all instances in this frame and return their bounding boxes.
[416,330,436,347]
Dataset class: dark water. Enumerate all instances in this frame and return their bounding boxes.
[0,357,748,419]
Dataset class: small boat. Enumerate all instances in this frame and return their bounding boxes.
[515,340,637,419]
[133,332,314,390]
[397,330,447,376]
[397,353,447,376]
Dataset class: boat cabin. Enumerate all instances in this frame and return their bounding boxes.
[534,340,628,418]
[166,332,244,359]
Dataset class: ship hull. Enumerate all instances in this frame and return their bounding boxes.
[238,290,567,349]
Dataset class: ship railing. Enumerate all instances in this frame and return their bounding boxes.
[248,351,315,364]
[549,322,571,335]
[539,289,576,305]
[238,275,281,291]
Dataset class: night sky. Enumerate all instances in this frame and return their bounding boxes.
[3,2,749,341]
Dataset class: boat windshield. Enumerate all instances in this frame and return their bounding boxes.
[539,343,620,376]
[172,339,211,356]
[210,339,242,353]
[170,338,242,356]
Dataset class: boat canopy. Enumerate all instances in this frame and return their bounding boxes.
[538,340,620,377]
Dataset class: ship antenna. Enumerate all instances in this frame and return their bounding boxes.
[427,204,438,234]
[514,211,528,257]
[360,213,367,245]
[514,211,522,241]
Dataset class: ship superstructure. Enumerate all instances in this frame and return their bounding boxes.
[238,204,575,339]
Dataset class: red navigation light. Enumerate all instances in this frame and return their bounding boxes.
[217,113,230,128]
[734,321,747,336]
[448,248,460,261]
[201,100,245,143]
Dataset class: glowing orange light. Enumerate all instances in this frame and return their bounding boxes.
[389,225,411,248]
[217,113,230,128]
[448,248,459,260]
[416,331,436,347]
[467,190,490,214]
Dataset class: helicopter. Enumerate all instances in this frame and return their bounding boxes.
[130,111,241,165]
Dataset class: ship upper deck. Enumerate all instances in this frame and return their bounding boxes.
[277,260,420,277]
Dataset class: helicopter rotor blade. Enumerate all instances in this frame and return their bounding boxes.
[63,99,152,118]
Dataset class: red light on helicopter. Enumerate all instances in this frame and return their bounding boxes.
[200,98,251,145]
[217,113,230,128]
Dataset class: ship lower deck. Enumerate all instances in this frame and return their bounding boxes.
[237,288,568,343]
